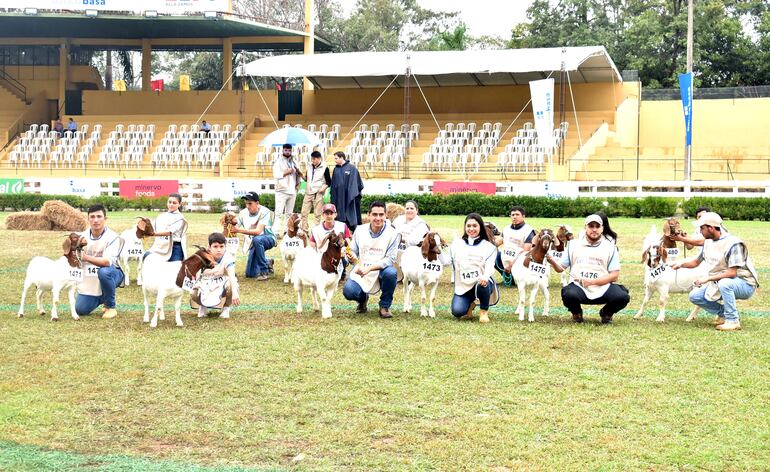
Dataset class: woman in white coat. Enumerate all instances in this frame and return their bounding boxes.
[444,213,499,323]
[147,193,188,262]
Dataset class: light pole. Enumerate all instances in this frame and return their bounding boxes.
[684,0,693,181]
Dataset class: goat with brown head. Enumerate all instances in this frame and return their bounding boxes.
[526,229,555,266]
[317,231,346,274]
[174,246,218,288]
[285,213,307,244]
[554,225,573,252]
[62,232,88,268]
[420,231,447,262]
[220,212,238,238]
[662,217,694,250]
[135,217,155,239]
[485,222,504,247]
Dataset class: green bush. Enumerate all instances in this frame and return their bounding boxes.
[207,198,226,214]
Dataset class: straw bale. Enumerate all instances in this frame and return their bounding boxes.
[361,202,407,225]
[5,212,54,231]
[41,200,88,231]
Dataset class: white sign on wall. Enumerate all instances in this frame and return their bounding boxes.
[18,0,229,14]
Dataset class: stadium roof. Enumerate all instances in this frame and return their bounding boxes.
[240,47,621,88]
[0,12,333,52]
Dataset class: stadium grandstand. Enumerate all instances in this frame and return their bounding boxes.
[1,1,769,203]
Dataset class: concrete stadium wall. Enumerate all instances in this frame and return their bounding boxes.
[8,65,104,96]
[81,90,279,117]
[302,82,633,115]
[638,97,770,149]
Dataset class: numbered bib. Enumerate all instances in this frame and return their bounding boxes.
[398,241,407,251]
[422,261,442,272]
[501,248,518,259]
[528,262,547,277]
[181,276,195,293]
[666,248,680,259]
[648,264,668,282]
[226,237,239,252]
[126,247,143,256]
[461,269,480,281]
[68,268,83,282]
[85,265,99,277]
[549,250,563,261]
[578,270,599,280]
[282,239,302,249]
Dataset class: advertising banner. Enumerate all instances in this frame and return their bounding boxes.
[0,178,24,194]
[678,72,693,147]
[119,180,178,198]
[432,181,496,195]
[18,0,229,14]
[529,78,555,149]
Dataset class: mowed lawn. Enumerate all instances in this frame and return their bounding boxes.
[1,211,769,471]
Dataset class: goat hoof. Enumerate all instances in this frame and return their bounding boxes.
[655,317,665,323]
[72,316,80,321]
[176,322,183,327]
[633,313,643,319]
[39,311,46,316]
[50,317,59,322]
[17,313,23,318]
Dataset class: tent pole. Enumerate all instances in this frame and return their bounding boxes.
[559,49,567,166]
[403,57,411,179]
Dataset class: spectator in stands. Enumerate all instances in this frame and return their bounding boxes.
[300,150,331,232]
[53,119,64,137]
[445,213,499,323]
[547,214,630,324]
[671,212,759,331]
[330,151,364,233]
[344,200,400,318]
[272,143,301,237]
[201,120,211,136]
[233,192,275,280]
[671,206,711,247]
[145,193,187,262]
[494,205,536,286]
[67,118,77,133]
[75,204,124,319]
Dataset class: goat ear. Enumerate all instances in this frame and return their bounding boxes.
[531,233,539,247]
[659,245,667,262]
[421,235,430,259]
[62,237,72,254]
[641,249,649,264]
[662,222,671,236]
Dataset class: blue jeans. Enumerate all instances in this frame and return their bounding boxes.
[343,266,398,309]
[245,234,276,277]
[451,283,493,317]
[75,266,124,316]
[143,242,184,262]
[689,278,755,322]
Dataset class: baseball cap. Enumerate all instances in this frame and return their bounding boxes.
[695,211,723,229]
[240,191,259,202]
[584,214,603,226]
[282,143,293,149]
[322,203,336,213]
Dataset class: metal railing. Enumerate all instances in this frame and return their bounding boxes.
[0,67,27,103]
[567,156,770,181]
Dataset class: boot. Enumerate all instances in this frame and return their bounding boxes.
[460,301,476,320]
[478,309,490,324]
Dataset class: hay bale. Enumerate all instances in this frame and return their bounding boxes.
[5,212,53,231]
[41,200,87,231]
[361,202,407,225]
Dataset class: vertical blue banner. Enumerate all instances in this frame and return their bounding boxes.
[678,72,693,146]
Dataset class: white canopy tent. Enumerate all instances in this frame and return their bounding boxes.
[239,46,622,89]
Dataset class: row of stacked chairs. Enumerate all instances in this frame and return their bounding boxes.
[97,126,155,168]
[8,124,102,168]
[254,123,341,166]
[422,122,503,173]
[497,122,569,172]
[151,123,245,169]
[346,123,420,171]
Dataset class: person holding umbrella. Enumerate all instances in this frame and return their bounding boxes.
[272,143,302,237]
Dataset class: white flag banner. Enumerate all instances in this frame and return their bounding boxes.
[18,0,230,14]
[529,78,555,149]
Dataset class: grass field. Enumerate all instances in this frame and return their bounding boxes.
[1,211,769,471]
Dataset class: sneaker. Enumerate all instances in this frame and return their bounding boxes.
[378,307,393,319]
[572,312,584,323]
[256,273,271,281]
[712,316,726,326]
[219,307,230,319]
[198,306,208,318]
[599,308,613,324]
[716,321,741,331]
[102,308,118,319]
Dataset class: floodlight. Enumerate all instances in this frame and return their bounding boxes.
[24,8,38,15]
[85,9,98,17]
[204,11,218,19]
[145,10,158,18]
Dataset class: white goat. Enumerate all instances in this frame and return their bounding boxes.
[141,247,216,328]
[280,213,306,283]
[18,233,87,321]
[401,232,447,318]
[634,226,706,322]
[119,228,144,286]
[512,229,554,322]
[292,231,346,319]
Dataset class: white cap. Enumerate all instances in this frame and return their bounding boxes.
[695,211,723,229]
[584,214,603,226]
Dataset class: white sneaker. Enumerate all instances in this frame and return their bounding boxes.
[219,307,230,319]
[716,321,741,331]
[197,306,208,318]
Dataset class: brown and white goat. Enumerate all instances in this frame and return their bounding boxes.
[280,213,307,283]
[141,246,217,327]
[401,231,448,318]
[292,231,347,319]
[550,224,574,287]
[513,228,555,322]
[19,233,87,321]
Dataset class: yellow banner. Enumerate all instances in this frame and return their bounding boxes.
[179,75,190,91]
[114,80,126,92]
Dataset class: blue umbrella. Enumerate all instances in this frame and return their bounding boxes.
[259,127,322,147]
